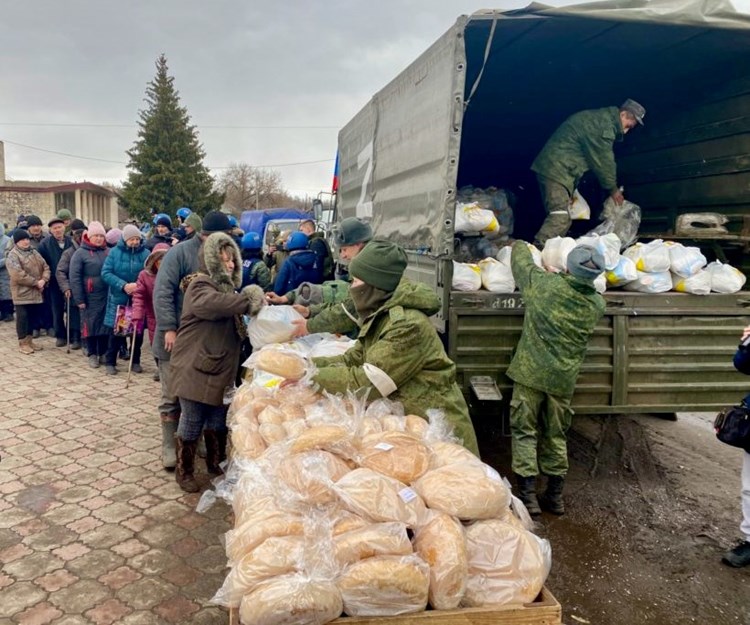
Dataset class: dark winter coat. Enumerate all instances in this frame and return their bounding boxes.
[69,234,110,338]
[169,233,251,406]
[0,227,11,301]
[132,248,168,344]
[101,238,149,328]
[6,245,51,305]
[146,232,172,251]
[241,256,272,291]
[273,249,322,295]
[309,232,334,281]
[39,234,74,294]
[55,241,80,295]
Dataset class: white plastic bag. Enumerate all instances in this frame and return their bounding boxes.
[605,256,638,287]
[541,236,576,273]
[478,258,515,293]
[569,190,590,221]
[623,240,671,273]
[576,233,621,271]
[594,273,607,294]
[707,261,747,293]
[452,261,482,291]
[622,270,672,293]
[455,202,499,234]
[248,306,304,350]
[671,270,711,295]
[666,242,706,277]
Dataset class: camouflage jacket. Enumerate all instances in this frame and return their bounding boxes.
[506,242,605,397]
[313,278,479,455]
[531,106,623,194]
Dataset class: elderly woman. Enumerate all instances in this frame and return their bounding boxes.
[69,221,110,367]
[101,225,150,375]
[169,232,263,492]
[310,239,479,456]
[0,224,13,322]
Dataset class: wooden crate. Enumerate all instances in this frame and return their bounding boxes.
[229,586,561,625]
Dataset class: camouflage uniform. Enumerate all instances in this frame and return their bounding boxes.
[531,106,623,244]
[507,242,605,477]
[313,278,479,455]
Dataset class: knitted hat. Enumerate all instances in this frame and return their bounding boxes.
[87,221,106,237]
[122,224,142,241]
[349,240,408,292]
[155,215,172,228]
[567,245,605,282]
[106,228,122,245]
[48,217,65,228]
[285,231,309,251]
[185,213,202,232]
[56,208,73,221]
[13,229,30,243]
[171,227,187,242]
[70,219,86,232]
[335,217,373,246]
[26,215,43,227]
[202,210,231,233]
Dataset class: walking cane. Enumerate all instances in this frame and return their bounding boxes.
[125,325,137,389]
[66,295,71,354]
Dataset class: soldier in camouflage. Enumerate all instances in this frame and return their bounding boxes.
[312,239,479,456]
[531,99,645,246]
[508,242,606,515]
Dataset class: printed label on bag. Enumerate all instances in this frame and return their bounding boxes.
[485,466,502,482]
[374,442,395,451]
[398,487,418,503]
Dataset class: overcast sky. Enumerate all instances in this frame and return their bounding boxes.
[1,0,749,199]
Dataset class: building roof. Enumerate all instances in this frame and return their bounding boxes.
[0,181,115,196]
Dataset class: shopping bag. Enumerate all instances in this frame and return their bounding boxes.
[113,304,135,337]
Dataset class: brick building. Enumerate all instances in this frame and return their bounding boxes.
[0,141,119,228]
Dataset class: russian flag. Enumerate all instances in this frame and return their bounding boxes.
[332,151,340,194]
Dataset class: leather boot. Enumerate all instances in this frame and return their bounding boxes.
[18,338,34,355]
[203,429,227,476]
[539,475,565,515]
[515,474,541,516]
[160,417,178,470]
[175,436,199,493]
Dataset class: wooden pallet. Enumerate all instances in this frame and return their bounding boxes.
[229,586,561,625]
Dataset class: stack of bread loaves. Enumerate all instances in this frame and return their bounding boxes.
[215,346,551,625]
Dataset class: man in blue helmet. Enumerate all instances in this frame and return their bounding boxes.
[273,232,322,294]
[176,207,192,226]
[240,232,271,290]
[147,214,173,250]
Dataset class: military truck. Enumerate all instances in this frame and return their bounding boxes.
[333,0,750,415]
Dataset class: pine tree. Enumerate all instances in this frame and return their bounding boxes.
[120,54,223,221]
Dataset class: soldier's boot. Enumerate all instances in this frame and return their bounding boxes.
[18,338,34,355]
[175,437,200,493]
[203,429,227,476]
[29,338,44,351]
[539,475,565,515]
[515,474,541,516]
[160,416,178,471]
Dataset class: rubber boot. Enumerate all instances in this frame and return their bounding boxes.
[18,338,34,355]
[203,429,227,476]
[175,437,200,493]
[515,474,541,516]
[161,418,177,470]
[539,475,565,515]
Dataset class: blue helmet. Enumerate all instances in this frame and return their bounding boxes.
[227,215,238,228]
[176,207,192,220]
[285,231,309,251]
[153,212,171,226]
[241,232,262,250]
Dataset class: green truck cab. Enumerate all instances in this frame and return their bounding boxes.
[333,0,750,415]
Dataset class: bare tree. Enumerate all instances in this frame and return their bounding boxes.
[217,163,307,213]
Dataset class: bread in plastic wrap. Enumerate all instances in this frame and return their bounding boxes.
[255,348,308,380]
[226,507,304,562]
[281,403,306,421]
[333,510,370,536]
[334,521,412,566]
[358,417,383,437]
[413,512,468,609]
[429,440,483,469]
[283,418,309,438]
[258,405,286,425]
[359,431,431,483]
[333,468,428,528]
[462,519,551,607]
[259,423,287,446]
[413,462,511,520]
[239,574,343,625]
[337,554,430,617]
[404,414,429,438]
[381,415,406,431]
[290,425,355,458]
[218,535,304,607]
[231,422,267,460]
[278,450,351,505]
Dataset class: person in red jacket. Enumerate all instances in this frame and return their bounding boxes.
[132,243,170,378]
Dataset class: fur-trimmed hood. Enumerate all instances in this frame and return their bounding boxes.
[181,232,242,293]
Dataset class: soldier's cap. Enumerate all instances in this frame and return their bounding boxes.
[335,217,373,246]
[621,99,646,125]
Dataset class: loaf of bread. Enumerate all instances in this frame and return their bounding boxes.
[359,431,431,484]
[258,405,286,425]
[255,348,308,380]
[231,423,266,460]
[283,418,308,439]
[333,511,369,536]
[429,440,482,470]
[290,425,353,457]
[277,450,350,505]
[413,462,511,520]
[358,417,383,437]
[337,555,430,616]
[381,415,406,431]
[404,414,429,438]
[413,512,467,609]
[259,423,287,446]
[226,508,304,563]
[239,575,343,625]
[462,519,549,607]
[334,521,412,566]
[334,468,428,528]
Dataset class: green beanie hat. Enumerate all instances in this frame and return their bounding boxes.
[56,208,73,221]
[185,213,202,232]
[349,240,408,292]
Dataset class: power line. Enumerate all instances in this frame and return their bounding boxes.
[0,122,339,130]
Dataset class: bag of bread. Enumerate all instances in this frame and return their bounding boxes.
[337,554,430,617]
[334,521,412,566]
[413,462,511,520]
[429,440,483,470]
[290,425,357,460]
[259,422,287,446]
[230,422,266,460]
[413,513,467,609]
[333,468,428,528]
[226,508,305,563]
[277,450,351,505]
[462,519,551,607]
[252,345,310,381]
[359,431,431,484]
[239,574,343,625]
[404,415,429,438]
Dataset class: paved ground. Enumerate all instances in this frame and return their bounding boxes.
[0,321,231,625]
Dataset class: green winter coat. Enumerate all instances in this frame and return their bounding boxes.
[312,278,479,455]
[531,106,623,195]
[506,242,605,398]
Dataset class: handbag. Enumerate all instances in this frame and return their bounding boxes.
[713,404,750,452]
[113,304,135,337]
